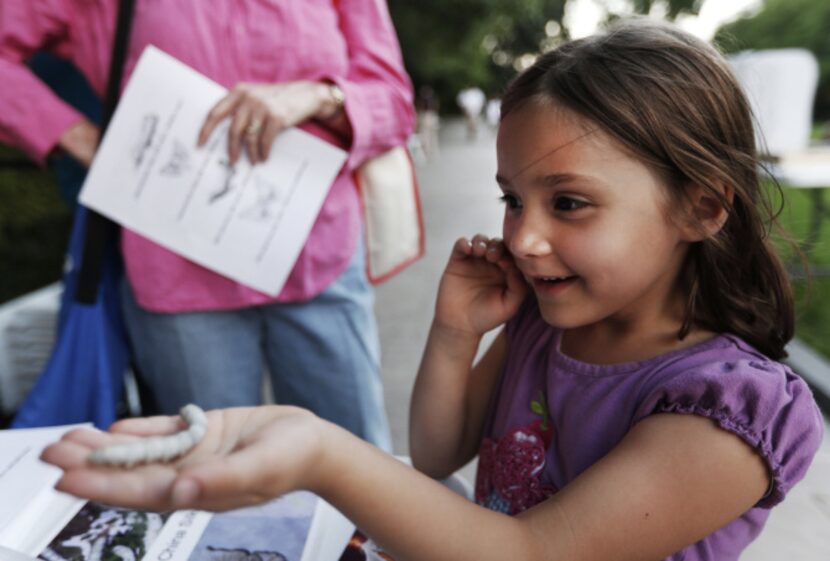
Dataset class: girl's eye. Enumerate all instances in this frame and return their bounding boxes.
[553,196,588,212]
[499,193,521,210]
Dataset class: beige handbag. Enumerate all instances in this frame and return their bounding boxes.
[354,145,425,284]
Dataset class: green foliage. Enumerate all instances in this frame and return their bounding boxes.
[0,145,71,304]
[772,184,830,359]
[628,0,703,19]
[715,0,830,120]
[388,0,569,110]
[388,0,701,112]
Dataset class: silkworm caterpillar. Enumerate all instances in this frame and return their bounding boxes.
[89,404,208,467]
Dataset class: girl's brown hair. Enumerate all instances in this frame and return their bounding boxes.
[501,19,794,359]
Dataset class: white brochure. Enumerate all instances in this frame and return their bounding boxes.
[0,424,88,557]
[80,46,347,295]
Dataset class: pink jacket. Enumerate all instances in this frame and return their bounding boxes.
[0,0,415,311]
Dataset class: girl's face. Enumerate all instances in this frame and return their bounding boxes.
[497,102,693,335]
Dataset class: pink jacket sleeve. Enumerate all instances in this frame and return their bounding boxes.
[0,0,85,165]
[332,0,415,170]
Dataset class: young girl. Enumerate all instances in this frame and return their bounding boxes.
[43,20,823,561]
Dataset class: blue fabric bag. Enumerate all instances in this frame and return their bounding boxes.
[11,206,129,429]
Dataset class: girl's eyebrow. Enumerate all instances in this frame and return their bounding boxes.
[537,172,589,187]
[496,172,592,188]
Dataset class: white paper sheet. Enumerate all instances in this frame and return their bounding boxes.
[79,46,348,295]
[0,424,88,557]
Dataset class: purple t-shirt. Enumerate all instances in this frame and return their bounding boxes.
[475,300,824,561]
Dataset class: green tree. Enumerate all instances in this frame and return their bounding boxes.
[388,0,568,109]
[627,0,703,19]
[388,0,702,111]
[715,0,830,120]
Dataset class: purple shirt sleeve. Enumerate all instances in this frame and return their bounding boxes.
[634,354,825,508]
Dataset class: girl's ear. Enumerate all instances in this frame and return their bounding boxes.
[678,183,734,242]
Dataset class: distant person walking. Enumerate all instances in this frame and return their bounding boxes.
[456,86,485,140]
[485,98,501,130]
[416,85,440,159]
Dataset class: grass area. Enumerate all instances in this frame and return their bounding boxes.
[772,184,830,359]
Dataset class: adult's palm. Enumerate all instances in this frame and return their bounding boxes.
[41,406,325,512]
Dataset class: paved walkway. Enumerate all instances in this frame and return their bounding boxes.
[373,119,830,559]
[374,120,502,458]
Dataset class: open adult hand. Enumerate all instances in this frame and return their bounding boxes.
[197,81,341,165]
[41,406,329,512]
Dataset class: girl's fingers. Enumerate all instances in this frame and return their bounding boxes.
[482,238,523,279]
[484,238,504,262]
[470,234,490,257]
[451,235,506,262]
[43,437,180,510]
[41,426,165,471]
[41,437,99,470]
[450,237,473,259]
[56,464,178,510]
[61,427,146,450]
[108,415,186,437]
[41,414,197,469]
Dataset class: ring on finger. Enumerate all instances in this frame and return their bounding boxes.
[246,120,263,136]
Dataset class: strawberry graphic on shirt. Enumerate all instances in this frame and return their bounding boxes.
[476,391,558,514]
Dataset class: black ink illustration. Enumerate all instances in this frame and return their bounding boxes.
[239,177,282,221]
[132,114,159,169]
[208,158,237,204]
[160,139,191,176]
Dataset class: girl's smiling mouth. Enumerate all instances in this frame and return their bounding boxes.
[530,274,578,295]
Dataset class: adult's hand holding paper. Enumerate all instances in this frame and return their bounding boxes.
[79,46,347,296]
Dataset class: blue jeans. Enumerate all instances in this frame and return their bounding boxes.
[120,244,392,450]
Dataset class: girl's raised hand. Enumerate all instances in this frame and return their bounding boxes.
[40,406,327,512]
[435,234,527,336]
